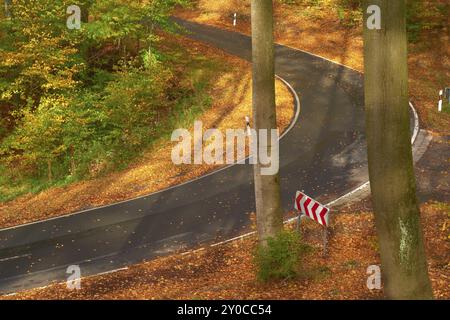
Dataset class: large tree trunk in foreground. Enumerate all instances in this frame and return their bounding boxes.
[363,0,433,299]
[251,0,283,245]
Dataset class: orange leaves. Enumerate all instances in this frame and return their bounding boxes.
[2,203,448,300]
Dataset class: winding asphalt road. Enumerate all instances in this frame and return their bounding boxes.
[0,19,416,294]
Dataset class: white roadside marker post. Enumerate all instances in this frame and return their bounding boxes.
[245,116,251,136]
[438,89,443,112]
[233,13,237,27]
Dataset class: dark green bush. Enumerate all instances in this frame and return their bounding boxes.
[255,230,309,282]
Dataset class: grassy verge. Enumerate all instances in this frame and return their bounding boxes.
[0,33,294,228]
[3,202,447,300]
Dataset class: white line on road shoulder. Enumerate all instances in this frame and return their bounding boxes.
[0,254,31,262]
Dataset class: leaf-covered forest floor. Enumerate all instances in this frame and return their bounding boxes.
[175,0,450,134]
[2,133,448,300]
[0,33,294,229]
[3,200,447,300]
[1,1,448,300]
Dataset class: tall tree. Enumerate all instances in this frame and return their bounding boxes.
[3,0,11,17]
[363,0,433,299]
[251,0,283,245]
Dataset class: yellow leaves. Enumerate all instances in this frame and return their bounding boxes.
[1,91,12,100]
[0,54,24,67]
[0,3,83,105]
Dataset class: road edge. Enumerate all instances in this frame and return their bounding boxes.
[0,25,429,295]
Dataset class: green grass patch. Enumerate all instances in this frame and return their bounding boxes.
[254,230,312,283]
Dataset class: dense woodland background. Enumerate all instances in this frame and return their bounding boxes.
[0,0,192,200]
[0,0,448,202]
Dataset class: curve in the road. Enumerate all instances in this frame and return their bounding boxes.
[0,19,417,294]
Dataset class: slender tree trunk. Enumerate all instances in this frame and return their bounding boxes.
[81,7,89,24]
[251,0,283,246]
[70,145,76,176]
[81,0,92,23]
[4,0,11,17]
[363,0,433,299]
[47,160,53,183]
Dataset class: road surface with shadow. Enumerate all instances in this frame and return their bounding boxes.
[0,19,416,294]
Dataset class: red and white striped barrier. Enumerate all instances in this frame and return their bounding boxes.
[295,191,330,227]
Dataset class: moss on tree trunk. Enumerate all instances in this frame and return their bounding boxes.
[363,0,433,299]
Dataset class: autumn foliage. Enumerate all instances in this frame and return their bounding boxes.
[0,0,188,200]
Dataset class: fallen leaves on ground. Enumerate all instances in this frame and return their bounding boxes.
[175,0,450,135]
[0,34,294,229]
[4,203,447,300]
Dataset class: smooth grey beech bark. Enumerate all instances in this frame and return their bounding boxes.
[251,0,283,246]
[363,0,433,299]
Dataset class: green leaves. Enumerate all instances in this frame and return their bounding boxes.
[0,0,188,191]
